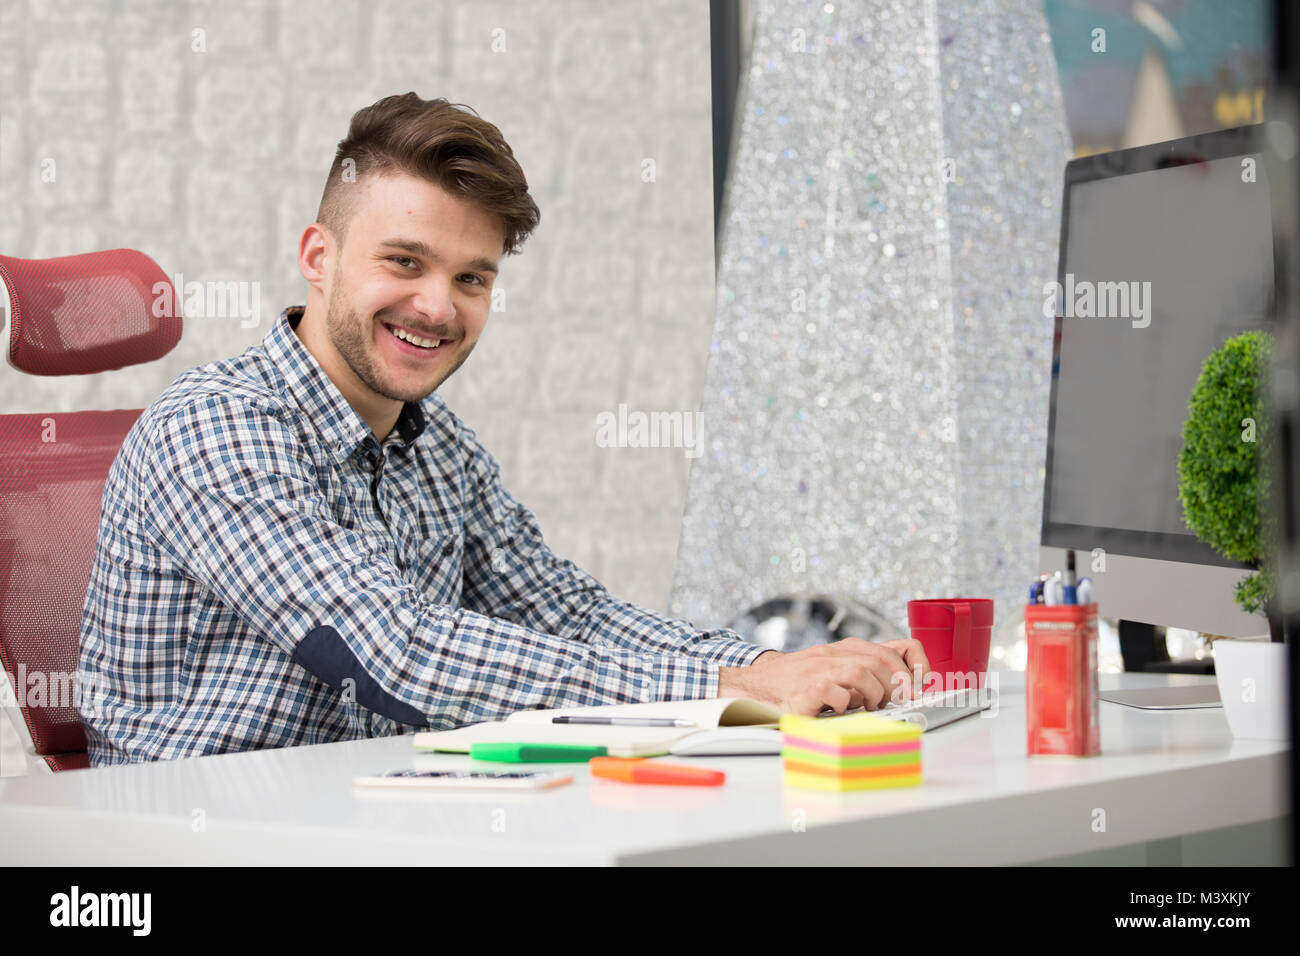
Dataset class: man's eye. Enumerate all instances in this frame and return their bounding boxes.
[388,256,417,269]
[460,274,485,286]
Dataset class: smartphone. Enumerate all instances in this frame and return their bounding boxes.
[352,769,574,790]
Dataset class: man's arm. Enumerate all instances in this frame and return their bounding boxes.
[137,392,730,728]
[456,421,766,670]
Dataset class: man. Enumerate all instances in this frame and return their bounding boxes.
[76,92,927,765]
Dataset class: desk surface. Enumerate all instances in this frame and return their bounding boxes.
[0,671,1289,865]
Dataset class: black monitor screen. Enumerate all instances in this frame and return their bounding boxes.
[1042,126,1273,567]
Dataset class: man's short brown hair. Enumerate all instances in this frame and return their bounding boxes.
[316,92,540,256]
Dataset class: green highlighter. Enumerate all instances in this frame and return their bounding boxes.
[470,742,608,763]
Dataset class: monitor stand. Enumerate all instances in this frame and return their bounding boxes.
[1099,685,1223,709]
[1118,619,1216,675]
[1105,619,1222,708]
[1118,620,1167,671]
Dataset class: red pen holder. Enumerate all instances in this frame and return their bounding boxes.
[1025,602,1100,756]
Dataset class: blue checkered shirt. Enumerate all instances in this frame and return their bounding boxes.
[76,305,761,765]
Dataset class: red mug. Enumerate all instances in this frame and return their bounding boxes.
[906,598,994,692]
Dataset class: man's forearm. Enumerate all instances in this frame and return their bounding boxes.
[557,594,768,666]
[717,648,780,698]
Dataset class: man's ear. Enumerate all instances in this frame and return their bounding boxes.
[299,223,333,296]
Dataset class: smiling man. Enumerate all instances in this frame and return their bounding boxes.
[76,93,926,765]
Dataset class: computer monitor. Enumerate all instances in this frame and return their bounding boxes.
[1040,124,1274,638]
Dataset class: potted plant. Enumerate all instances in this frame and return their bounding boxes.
[1177,329,1287,740]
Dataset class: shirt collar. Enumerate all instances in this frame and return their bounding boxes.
[264,305,427,465]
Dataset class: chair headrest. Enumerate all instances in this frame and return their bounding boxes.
[1,249,183,376]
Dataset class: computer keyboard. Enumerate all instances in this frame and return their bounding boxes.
[816,686,996,731]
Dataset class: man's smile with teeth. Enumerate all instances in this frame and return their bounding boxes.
[385,323,443,349]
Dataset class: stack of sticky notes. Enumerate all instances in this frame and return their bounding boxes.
[779,712,923,791]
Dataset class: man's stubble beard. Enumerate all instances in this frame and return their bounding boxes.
[324,270,474,403]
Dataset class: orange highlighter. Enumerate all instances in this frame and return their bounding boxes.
[589,757,725,786]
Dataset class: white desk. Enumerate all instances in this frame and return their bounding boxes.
[0,672,1289,865]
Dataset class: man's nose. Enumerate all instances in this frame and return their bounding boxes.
[410,276,458,324]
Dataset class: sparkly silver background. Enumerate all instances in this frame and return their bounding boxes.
[670,0,1071,646]
[938,0,1072,644]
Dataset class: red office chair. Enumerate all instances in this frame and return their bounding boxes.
[0,250,181,772]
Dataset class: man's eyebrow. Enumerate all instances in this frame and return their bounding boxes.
[377,237,499,275]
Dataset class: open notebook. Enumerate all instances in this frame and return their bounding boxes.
[411,698,782,758]
[411,689,994,758]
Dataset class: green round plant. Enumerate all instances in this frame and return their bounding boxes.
[1177,330,1274,616]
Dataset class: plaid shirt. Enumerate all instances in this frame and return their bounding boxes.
[76,305,761,765]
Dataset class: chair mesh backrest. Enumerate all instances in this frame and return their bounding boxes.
[0,411,143,756]
[0,248,181,762]
[2,249,181,376]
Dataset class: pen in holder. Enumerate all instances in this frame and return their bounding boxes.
[1025,602,1101,756]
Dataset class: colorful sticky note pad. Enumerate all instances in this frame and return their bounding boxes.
[779,712,922,792]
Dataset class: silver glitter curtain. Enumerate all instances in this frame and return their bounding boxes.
[669,0,1070,642]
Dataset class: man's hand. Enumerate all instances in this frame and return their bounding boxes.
[718,639,930,716]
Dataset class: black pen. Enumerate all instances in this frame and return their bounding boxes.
[551,717,697,727]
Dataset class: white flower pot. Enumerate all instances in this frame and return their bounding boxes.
[1212,639,1290,741]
